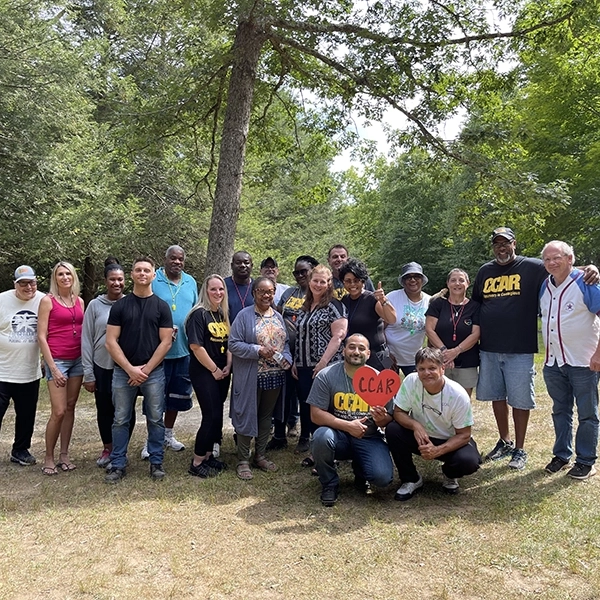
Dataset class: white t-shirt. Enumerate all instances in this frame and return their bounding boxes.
[393,373,473,440]
[385,289,430,366]
[0,290,45,382]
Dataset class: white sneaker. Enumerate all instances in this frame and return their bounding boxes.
[212,443,220,458]
[165,434,185,452]
[394,476,423,501]
[141,444,150,460]
[442,475,459,494]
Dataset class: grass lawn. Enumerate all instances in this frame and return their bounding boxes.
[0,354,598,600]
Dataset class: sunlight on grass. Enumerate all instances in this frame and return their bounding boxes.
[0,359,599,599]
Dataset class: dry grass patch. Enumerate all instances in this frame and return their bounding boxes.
[0,360,599,599]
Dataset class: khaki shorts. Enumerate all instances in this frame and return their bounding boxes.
[445,366,478,390]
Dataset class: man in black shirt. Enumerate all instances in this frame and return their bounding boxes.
[473,228,598,471]
[105,257,173,482]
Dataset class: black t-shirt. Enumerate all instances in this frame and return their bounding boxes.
[342,292,386,354]
[425,297,480,368]
[277,286,306,356]
[332,276,375,300]
[107,293,172,365]
[185,307,229,370]
[472,256,546,354]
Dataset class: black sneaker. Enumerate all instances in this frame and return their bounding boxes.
[320,485,339,507]
[567,463,597,480]
[205,455,227,472]
[150,463,166,479]
[188,461,213,478]
[545,456,570,474]
[266,437,288,451]
[354,476,372,495]
[105,467,126,483]
[483,438,515,461]
[10,449,37,466]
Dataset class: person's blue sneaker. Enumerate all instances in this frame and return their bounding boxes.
[508,448,528,470]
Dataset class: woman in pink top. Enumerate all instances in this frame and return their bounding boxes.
[38,262,85,475]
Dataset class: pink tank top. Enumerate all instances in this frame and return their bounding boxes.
[47,295,84,359]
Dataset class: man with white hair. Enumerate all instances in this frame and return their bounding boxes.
[0,266,45,466]
[540,240,600,480]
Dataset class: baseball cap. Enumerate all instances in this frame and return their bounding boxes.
[14,265,37,282]
[491,227,516,243]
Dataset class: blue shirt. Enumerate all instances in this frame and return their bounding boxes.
[152,268,198,358]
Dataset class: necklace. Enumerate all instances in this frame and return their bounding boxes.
[166,274,183,311]
[450,299,467,342]
[208,308,226,354]
[233,280,251,310]
[57,293,78,337]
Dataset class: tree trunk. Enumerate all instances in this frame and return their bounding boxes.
[83,255,95,307]
[205,19,266,277]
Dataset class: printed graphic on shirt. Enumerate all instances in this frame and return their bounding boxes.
[481,274,521,298]
[333,391,370,420]
[9,310,38,343]
[284,295,304,311]
[399,303,426,335]
[208,321,229,340]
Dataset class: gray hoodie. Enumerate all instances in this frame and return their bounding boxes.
[81,294,124,382]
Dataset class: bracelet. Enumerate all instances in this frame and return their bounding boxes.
[381,298,388,306]
[211,366,218,373]
[457,345,463,353]
[439,345,447,352]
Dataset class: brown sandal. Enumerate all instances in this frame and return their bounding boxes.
[236,461,253,480]
[253,455,278,472]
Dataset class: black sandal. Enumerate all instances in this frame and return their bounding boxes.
[301,456,315,467]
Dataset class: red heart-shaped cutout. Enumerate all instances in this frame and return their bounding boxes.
[352,366,401,407]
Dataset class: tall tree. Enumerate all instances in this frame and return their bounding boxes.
[203,0,580,274]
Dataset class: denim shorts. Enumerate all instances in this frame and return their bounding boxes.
[476,351,536,410]
[45,357,84,381]
[163,355,193,412]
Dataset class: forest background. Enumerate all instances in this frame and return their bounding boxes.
[2,0,599,301]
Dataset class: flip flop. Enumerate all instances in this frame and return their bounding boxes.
[56,461,76,472]
[42,466,58,476]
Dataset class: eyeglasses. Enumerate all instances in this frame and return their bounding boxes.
[16,281,37,288]
[343,277,363,285]
[293,269,309,277]
[421,402,442,416]
[255,289,275,296]
[492,240,513,249]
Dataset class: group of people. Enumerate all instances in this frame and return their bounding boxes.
[0,229,598,508]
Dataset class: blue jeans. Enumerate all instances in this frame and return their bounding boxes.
[111,366,166,468]
[311,426,394,489]
[543,363,599,466]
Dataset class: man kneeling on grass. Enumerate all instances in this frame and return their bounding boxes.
[307,334,394,507]
[386,347,481,500]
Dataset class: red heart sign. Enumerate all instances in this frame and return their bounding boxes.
[352,366,401,407]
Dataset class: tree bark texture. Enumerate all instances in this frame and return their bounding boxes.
[205,19,266,276]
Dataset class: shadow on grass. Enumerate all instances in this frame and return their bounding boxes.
[0,396,594,540]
